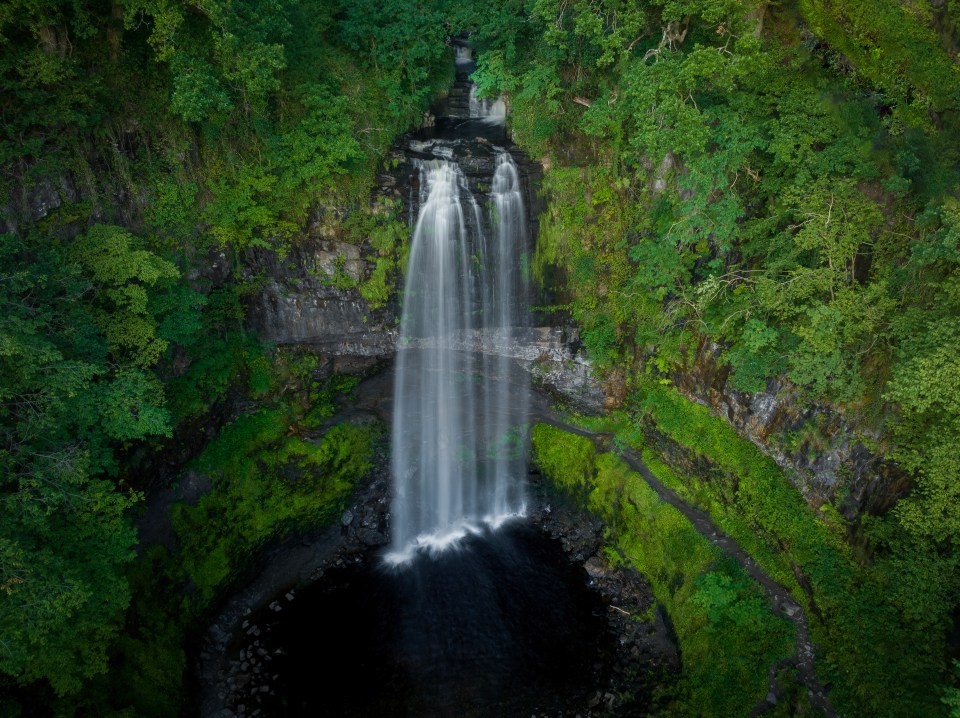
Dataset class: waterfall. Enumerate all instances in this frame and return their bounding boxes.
[388,153,529,564]
[454,45,473,65]
[481,153,528,521]
[468,85,507,124]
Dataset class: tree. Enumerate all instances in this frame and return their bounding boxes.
[0,231,141,693]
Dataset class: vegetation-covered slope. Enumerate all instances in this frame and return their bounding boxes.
[3,0,960,715]
[0,0,452,710]
[464,0,960,714]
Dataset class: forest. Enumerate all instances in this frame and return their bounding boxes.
[1,0,959,715]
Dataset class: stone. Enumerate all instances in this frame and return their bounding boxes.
[249,279,395,356]
[356,528,388,546]
[584,556,608,578]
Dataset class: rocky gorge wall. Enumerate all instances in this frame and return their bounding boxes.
[241,133,907,526]
[242,98,607,412]
[663,337,909,520]
[0,53,905,529]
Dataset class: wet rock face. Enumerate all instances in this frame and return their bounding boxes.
[241,103,601,406]
[1,174,79,235]
[401,128,544,253]
[245,236,397,356]
[669,337,908,517]
[251,279,396,356]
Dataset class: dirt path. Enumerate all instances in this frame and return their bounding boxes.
[533,414,838,718]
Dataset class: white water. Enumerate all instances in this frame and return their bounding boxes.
[388,153,529,565]
[469,85,507,124]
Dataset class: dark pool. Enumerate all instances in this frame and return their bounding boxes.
[250,521,614,717]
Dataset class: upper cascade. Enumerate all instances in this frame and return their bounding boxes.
[469,85,507,124]
[440,39,508,125]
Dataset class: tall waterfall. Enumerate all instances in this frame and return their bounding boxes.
[388,152,529,564]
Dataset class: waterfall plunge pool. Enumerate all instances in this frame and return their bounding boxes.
[238,521,617,717]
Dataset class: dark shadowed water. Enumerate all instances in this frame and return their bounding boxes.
[254,522,614,717]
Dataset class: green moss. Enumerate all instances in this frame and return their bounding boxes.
[175,414,377,603]
[532,424,794,717]
[246,353,274,399]
[531,424,596,492]
[358,218,408,309]
[303,374,360,428]
[359,257,394,308]
[627,381,948,716]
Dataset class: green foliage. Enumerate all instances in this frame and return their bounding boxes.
[164,287,259,423]
[532,424,794,716]
[628,381,953,716]
[338,0,453,116]
[72,545,189,718]
[883,201,960,550]
[944,662,960,718]
[2,0,454,256]
[0,226,190,694]
[472,0,958,411]
[119,0,291,121]
[175,411,376,602]
[0,458,138,695]
[68,224,181,368]
[797,0,960,116]
[357,217,408,309]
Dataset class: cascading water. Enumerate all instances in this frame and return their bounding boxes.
[388,151,529,564]
[446,37,507,123]
[479,153,529,523]
[468,85,507,124]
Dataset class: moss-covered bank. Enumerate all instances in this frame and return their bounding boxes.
[532,423,796,717]
[583,380,952,717]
